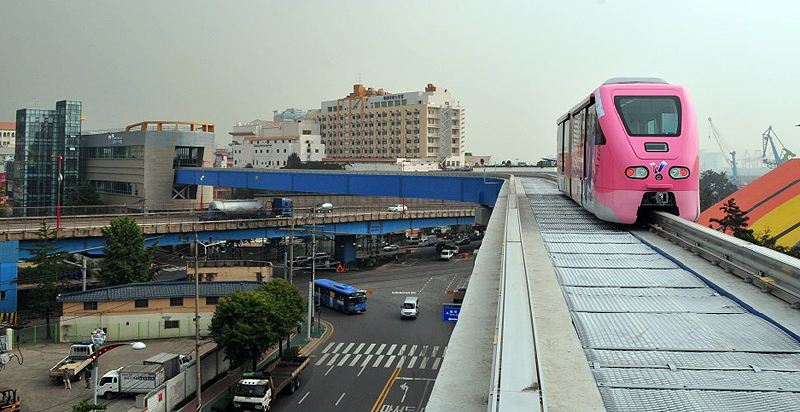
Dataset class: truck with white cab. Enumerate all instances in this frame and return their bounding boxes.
[232,356,310,412]
[97,365,165,399]
[49,341,97,382]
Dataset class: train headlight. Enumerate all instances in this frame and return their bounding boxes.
[669,167,690,179]
[625,166,648,179]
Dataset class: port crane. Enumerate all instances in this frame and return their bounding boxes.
[707,117,739,186]
[762,126,796,168]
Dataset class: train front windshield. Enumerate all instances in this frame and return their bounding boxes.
[614,96,681,136]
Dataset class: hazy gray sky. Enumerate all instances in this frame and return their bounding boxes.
[2,0,798,163]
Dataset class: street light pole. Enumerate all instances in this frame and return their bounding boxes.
[89,329,145,404]
[194,232,202,411]
[307,211,316,340]
[51,154,63,230]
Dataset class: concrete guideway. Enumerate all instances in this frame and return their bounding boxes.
[426,176,604,412]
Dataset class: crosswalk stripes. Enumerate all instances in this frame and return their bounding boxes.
[338,353,351,367]
[313,341,446,371]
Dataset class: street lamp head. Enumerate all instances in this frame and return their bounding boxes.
[131,342,147,350]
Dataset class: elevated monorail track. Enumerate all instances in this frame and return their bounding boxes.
[521,176,800,411]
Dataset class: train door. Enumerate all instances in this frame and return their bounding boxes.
[570,109,585,205]
[557,120,567,194]
[563,120,572,197]
[584,105,597,207]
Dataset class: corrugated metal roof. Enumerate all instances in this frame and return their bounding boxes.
[56,281,264,302]
[698,159,800,248]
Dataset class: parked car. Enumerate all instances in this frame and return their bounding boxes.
[455,237,471,246]
[387,204,408,212]
[313,203,334,213]
[383,244,399,251]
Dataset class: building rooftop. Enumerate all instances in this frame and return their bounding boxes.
[0,122,15,130]
[56,281,264,302]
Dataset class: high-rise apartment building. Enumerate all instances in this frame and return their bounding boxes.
[11,100,82,216]
[229,119,324,168]
[307,83,465,165]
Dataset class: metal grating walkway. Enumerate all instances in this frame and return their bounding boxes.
[520,177,800,411]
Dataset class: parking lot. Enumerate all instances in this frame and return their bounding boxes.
[4,337,206,411]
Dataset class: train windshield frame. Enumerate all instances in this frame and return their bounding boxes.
[614,95,681,137]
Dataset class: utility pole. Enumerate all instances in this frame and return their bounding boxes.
[194,232,202,412]
[307,213,316,340]
[289,223,294,285]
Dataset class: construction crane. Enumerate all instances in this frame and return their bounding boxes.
[762,126,796,168]
[707,117,739,186]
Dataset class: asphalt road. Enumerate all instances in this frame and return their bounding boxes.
[274,242,479,412]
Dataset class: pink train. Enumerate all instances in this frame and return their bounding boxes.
[557,78,700,224]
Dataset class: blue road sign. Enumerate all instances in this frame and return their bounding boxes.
[442,304,461,322]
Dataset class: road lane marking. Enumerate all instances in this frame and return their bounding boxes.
[384,355,396,368]
[326,365,335,375]
[395,377,437,381]
[398,344,407,356]
[386,344,397,356]
[365,343,376,354]
[358,366,366,377]
[419,277,434,292]
[338,354,351,366]
[336,393,346,406]
[373,355,385,367]
[334,342,345,353]
[396,356,406,368]
[419,345,429,356]
[343,342,355,353]
[370,367,402,412]
[361,355,373,368]
[420,357,428,369]
[408,356,418,368]
[354,343,365,354]
[323,342,335,353]
[376,343,386,355]
[431,346,439,357]
[315,353,330,366]
[327,354,340,366]
[408,345,417,356]
[432,357,441,370]
[349,354,363,367]
[298,392,310,404]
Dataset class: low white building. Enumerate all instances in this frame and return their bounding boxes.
[229,119,325,168]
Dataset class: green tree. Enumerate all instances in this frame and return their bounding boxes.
[699,170,738,211]
[259,279,305,356]
[210,279,306,370]
[64,181,104,209]
[0,201,11,217]
[72,398,107,412]
[99,216,158,286]
[709,198,755,241]
[282,153,345,170]
[209,290,281,370]
[18,223,69,340]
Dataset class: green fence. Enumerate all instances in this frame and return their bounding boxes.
[16,323,60,345]
[58,319,207,343]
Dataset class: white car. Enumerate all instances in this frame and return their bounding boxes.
[440,249,456,260]
[387,204,408,212]
[314,203,333,213]
[383,244,399,251]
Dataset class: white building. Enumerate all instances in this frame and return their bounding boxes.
[0,122,15,160]
[229,119,325,168]
[307,83,466,168]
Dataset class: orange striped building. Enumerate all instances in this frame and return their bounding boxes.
[698,159,800,248]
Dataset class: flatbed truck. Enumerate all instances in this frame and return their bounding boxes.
[49,341,97,382]
[232,356,310,412]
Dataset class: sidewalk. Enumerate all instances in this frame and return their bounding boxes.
[178,320,328,412]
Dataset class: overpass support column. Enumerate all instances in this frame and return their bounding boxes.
[334,235,357,264]
[0,241,19,338]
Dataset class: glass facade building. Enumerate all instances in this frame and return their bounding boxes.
[11,100,82,216]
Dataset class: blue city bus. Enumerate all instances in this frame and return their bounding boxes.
[314,279,367,314]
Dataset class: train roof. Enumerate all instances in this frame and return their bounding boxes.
[603,77,668,85]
